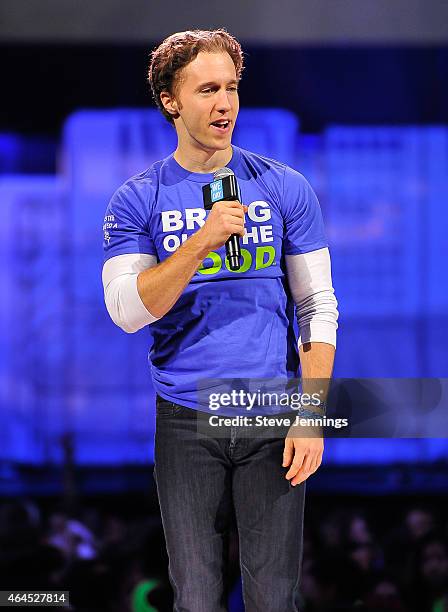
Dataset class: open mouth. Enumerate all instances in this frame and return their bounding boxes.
[210,120,231,133]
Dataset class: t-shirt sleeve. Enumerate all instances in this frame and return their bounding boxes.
[102,181,157,263]
[282,166,329,255]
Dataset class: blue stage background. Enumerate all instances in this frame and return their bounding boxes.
[1,44,447,489]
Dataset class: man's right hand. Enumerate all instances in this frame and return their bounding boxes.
[197,201,247,252]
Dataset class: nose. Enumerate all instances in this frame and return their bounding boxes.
[215,87,232,112]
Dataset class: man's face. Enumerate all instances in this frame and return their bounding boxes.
[167,51,239,152]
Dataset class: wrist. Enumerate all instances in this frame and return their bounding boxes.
[189,228,212,260]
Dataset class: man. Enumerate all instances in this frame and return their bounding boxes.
[102,29,338,612]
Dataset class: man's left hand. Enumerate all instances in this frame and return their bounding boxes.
[282,432,324,486]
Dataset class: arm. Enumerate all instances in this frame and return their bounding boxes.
[138,200,247,318]
[136,229,211,318]
[103,200,247,331]
[299,340,335,379]
[282,248,339,485]
[283,342,334,485]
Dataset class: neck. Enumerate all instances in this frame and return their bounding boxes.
[173,145,233,174]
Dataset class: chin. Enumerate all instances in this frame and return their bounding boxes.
[201,140,231,154]
[216,141,232,150]
[211,137,232,150]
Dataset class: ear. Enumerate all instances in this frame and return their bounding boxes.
[160,91,180,118]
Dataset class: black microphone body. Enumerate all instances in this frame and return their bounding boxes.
[202,168,242,271]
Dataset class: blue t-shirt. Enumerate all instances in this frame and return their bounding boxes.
[103,145,328,414]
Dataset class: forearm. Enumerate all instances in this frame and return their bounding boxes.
[299,341,335,414]
[299,341,335,379]
[284,341,332,480]
[136,228,210,318]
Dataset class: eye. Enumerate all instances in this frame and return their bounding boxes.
[227,86,238,92]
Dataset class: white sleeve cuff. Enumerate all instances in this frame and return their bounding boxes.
[285,248,339,349]
[102,253,159,333]
[297,317,338,349]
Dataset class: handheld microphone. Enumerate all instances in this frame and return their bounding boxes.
[202,167,242,271]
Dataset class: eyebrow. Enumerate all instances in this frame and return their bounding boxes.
[196,79,238,90]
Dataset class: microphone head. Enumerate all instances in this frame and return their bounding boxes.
[213,167,234,181]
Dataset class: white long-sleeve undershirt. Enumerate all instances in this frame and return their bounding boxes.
[285,247,339,349]
[102,253,159,333]
[102,247,339,348]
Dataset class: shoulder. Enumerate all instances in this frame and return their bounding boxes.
[110,158,164,210]
[236,146,309,189]
[237,145,287,178]
[283,165,315,198]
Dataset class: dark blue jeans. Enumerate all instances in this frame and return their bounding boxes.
[153,395,306,612]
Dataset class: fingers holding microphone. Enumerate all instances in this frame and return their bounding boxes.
[199,200,247,252]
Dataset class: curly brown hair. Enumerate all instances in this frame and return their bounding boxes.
[148,29,244,125]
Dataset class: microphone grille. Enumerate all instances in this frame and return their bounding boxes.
[213,167,234,180]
